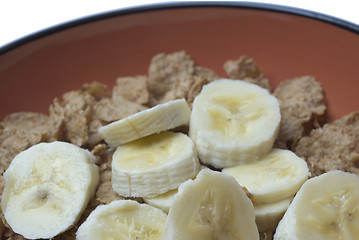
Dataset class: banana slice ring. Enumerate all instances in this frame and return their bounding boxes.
[111,131,200,198]
[275,170,359,239]
[1,141,99,239]
[99,98,191,148]
[76,199,167,239]
[162,169,259,240]
[222,149,310,204]
[189,79,280,168]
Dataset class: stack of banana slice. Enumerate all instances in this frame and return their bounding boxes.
[3,79,358,239]
[222,149,309,232]
[100,99,201,199]
[189,79,310,232]
[95,78,306,238]
[189,79,281,168]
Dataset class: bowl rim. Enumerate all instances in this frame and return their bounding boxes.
[0,1,358,55]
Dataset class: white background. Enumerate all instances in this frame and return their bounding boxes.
[0,0,358,48]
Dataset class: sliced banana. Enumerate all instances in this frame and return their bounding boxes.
[143,189,178,214]
[1,141,99,239]
[189,79,280,168]
[162,169,259,240]
[274,170,359,240]
[143,165,210,213]
[76,199,167,239]
[99,98,191,147]
[222,148,309,204]
[254,197,293,233]
[112,131,200,198]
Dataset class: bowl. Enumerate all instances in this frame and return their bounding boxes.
[1,3,359,239]
[0,2,358,120]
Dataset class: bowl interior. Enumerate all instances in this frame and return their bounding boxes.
[0,5,358,120]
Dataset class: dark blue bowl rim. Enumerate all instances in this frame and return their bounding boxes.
[1,1,358,55]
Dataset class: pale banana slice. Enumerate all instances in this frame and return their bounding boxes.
[99,98,191,147]
[162,169,259,240]
[1,141,99,239]
[76,199,167,240]
[143,165,209,213]
[189,79,280,168]
[112,131,200,198]
[254,197,293,232]
[274,170,359,240]
[143,189,178,214]
[222,148,309,204]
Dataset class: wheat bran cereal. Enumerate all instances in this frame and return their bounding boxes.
[295,111,359,177]
[223,55,271,91]
[113,76,149,105]
[147,51,195,106]
[273,76,327,150]
[147,51,219,107]
[0,112,54,174]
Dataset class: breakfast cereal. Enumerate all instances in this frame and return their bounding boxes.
[295,111,359,176]
[223,55,271,90]
[147,51,219,106]
[273,76,327,149]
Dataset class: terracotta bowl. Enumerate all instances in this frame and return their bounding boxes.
[0,2,358,121]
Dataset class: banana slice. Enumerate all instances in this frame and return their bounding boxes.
[162,169,259,240]
[76,199,167,239]
[222,148,309,204]
[143,189,178,214]
[143,165,210,213]
[254,197,293,232]
[1,141,99,239]
[99,98,191,147]
[112,131,200,198]
[189,79,280,168]
[274,170,359,240]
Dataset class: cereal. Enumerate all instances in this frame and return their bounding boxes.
[49,91,95,146]
[147,51,196,106]
[295,111,359,177]
[273,76,327,149]
[147,51,219,106]
[95,148,124,205]
[81,82,111,101]
[193,66,220,81]
[113,76,149,105]
[223,55,271,90]
[92,96,147,123]
[0,112,53,174]
[160,75,211,107]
